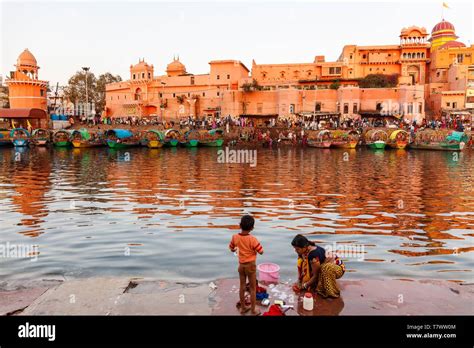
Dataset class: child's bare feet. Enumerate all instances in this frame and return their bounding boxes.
[240,306,251,314]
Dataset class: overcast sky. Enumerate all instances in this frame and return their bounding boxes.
[1,0,472,86]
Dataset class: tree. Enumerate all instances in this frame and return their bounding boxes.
[63,70,97,115]
[63,70,121,116]
[329,80,341,90]
[241,79,260,92]
[96,73,122,115]
[358,74,399,88]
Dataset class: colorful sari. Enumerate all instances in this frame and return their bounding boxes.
[297,252,345,298]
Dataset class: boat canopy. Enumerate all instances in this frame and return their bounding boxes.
[209,129,224,135]
[389,130,409,141]
[72,129,91,140]
[330,129,359,139]
[446,131,468,143]
[164,129,180,137]
[10,128,30,137]
[316,130,332,140]
[32,128,49,136]
[146,130,164,140]
[164,129,181,137]
[185,129,200,140]
[365,129,388,141]
[54,129,72,135]
[106,129,133,139]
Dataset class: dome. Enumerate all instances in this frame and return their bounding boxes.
[439,41,466,49]
[17,49,37,67]
[166,58,186,74]
[131,59,152,70]
[431,19,455,34]
[429,19,459,49]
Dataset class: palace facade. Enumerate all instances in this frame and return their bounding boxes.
[100,19,474,124]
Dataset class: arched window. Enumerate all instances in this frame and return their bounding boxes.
[403,53,407,59]
[134,88,142,101]
[421,53,425,58]
[417,52,421,59]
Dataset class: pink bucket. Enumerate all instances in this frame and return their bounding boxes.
[257,263,280,283]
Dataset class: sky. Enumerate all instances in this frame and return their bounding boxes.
[0,0,473,86]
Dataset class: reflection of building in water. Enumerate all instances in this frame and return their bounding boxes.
[2,148,52,236]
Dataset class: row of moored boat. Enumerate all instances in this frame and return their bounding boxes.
[0,128,225,149]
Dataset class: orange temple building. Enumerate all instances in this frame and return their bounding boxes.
[0,49,49,128]
[105,18,474,125]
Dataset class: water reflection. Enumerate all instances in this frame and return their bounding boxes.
[0,146,472,282]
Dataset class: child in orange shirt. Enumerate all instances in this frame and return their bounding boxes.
[229,215,264,315]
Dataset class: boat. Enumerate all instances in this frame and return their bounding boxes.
[409,129,468,151]
[365,129,388,150]
[53,130,72,147]
[141,130,164,148]
[307,130,332,148]
[386,129,410,149]
[71,129,105,148]
[199,129,224,147]
[105,129,140,149]
[10,128,30,147]
[330,130,359,149]
[179,129,199,147]
[30,128,51,146]
[0,129,12,146]
[181,139,199,147]
[163,129,181,147]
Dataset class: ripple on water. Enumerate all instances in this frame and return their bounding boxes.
[0,146,473,282]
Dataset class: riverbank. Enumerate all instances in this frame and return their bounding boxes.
[1,278,472,316]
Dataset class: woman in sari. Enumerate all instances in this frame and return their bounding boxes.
[291,234,345,298]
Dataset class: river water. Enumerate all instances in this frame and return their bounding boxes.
[0,146,473,283]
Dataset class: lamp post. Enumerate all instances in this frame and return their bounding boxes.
[160,81,166,122]
[82,67,90,122]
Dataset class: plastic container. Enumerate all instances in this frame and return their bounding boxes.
[303,292,314,311]
[257,263,280,283]
[51,114,59,120]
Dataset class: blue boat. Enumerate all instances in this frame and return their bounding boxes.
[105,129,140,148]
[10,128,30,147]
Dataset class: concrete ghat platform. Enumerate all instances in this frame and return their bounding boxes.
[0,278,472,316]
